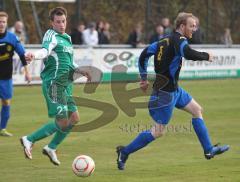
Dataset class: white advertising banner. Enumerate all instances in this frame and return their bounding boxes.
[12,46,240,85]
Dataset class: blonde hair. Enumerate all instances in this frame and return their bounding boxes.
[175,12,194,29]
[0,11,8,19]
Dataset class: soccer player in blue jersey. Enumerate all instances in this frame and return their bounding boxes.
[0,11,31,136]
[116,12,230,170]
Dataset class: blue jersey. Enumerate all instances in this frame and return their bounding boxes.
[138,31,209,92]
[0,31,27,80]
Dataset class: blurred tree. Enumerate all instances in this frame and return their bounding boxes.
[2,0,239,44]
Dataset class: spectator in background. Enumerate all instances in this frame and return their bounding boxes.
[97,21,104,32]
[161,17,172,35]
[70,23,85,45]
[97,21,104,41]
[220,28,233,45]
[99,22,111,44]
[82,22,98,46]
[149,24,164,44]
[127,23,144,47]
[9,20,27,44]
[98,21,111,44]
[188,16,204,44]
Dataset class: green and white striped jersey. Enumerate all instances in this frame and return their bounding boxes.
[40,29,75,85]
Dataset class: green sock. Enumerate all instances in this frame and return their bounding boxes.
[48,124,73,150]
[27,121,59,143]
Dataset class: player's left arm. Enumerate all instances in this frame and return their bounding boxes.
[14,38,31,83]
[177,38,211,61]
[73,63,92,82]
[183,45,211,61]
[80,70,91,82]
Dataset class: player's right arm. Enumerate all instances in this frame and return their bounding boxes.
[25,30,57,62]
[138,42,158,92]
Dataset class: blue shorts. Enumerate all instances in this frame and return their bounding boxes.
[0,79,13,100]
[148,87,192,125]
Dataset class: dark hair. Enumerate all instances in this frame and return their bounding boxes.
[49,7,67,21]
[0,11,8,19]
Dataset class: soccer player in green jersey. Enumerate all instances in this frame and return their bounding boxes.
[20,7,91,165]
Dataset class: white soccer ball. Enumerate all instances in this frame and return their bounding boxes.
[72,155,95,177]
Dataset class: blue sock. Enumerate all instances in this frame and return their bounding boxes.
[192,118,212,153]
[0,105,10,129]
[123,130,155,155]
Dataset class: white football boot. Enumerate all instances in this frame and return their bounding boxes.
[42,145,61,166]
[20,136,33,159]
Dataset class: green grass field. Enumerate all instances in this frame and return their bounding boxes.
[0,79,240,182]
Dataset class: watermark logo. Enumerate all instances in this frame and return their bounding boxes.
[119,121,193,134]
[50,65,172,132]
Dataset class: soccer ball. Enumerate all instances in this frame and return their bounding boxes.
[72,155,95,177]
